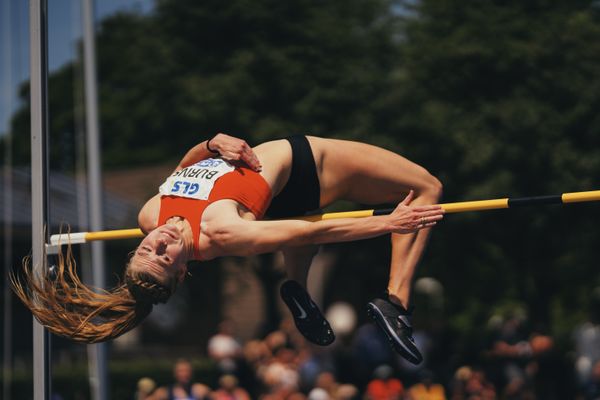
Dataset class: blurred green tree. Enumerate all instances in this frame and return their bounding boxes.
[5,0,400,168]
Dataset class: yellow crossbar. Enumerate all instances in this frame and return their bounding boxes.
[48,189,600,246]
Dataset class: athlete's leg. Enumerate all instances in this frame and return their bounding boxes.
[308,136,442,363]
[282,245,319,286]
[308,136,443,308]
[262,136,334,346]
[263,136,321,293]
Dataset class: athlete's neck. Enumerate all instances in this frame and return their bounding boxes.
[165,216,195,261]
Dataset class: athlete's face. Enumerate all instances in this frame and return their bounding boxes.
[132,225,188,283]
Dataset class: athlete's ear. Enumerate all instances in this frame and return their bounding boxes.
[176,263,188,283]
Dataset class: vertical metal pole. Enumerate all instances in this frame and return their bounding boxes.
[3,1,14,398]
[82,1,108,399]
[29,0,51,399]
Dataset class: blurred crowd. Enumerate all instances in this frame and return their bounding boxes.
[134,303,600,400]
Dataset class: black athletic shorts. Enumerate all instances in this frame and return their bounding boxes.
[265,135,321,218]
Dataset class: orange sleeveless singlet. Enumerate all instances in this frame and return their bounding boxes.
[157,167,272,260]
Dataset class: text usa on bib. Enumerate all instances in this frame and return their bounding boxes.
[159,159,235,200]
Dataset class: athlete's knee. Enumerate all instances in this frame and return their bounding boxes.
[418,171,443,202]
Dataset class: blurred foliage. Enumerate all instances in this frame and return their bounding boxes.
[383,0,600,349]
[3,0,600,360]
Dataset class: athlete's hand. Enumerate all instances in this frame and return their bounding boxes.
[209,133,262,171]
[386,190,444,234]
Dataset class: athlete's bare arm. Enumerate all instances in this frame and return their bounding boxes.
[201,191,444,257]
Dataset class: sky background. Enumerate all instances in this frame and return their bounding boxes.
[0,0,155,136]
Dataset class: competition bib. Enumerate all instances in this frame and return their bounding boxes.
[159,159,235,200]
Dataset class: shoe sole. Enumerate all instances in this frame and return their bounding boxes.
[366,302,422,364]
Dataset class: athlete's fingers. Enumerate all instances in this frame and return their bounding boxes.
[221,151,241,161]
[241,147,262,171]
[239,151,260,171]
[412,204,444,212]
[419,209,445,218]
[217,139,261,171]
[400,190,414,206]
[421,221,437,229]
[421,214,444,222]
[210,133,261,171]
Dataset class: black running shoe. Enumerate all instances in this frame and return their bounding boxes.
[280,280,335,346]
[367,296,423,364]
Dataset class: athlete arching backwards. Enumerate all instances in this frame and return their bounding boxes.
[14,133,443,364]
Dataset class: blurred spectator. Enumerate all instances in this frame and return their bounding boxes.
[307,387,330,400]
[406,369,446,400]
[486,313,570,400]
[148,358,211,400]
[527,333,573,399]
[448,366,470,400]
[243,339,271,368]
[574,288,600,387]
[135,313,588,399]
[484,311,533,396]
[315,371,339,398]
[237,339,270,397]
[258,347,301,398]
[465,368,496,400]
[211,374,251,400]
[582,359,600,400]
[352,323,398,384]
[449,366,496,400]
[298,347,336,392]
[287,393,308,400]
[364,364,404,400]
[334,384,359,400]
[135,377,157,400]
[264,330,288,354]
[208,320,243,374]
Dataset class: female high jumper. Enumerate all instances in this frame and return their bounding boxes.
[13,133,443,364]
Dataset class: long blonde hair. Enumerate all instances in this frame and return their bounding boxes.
[11,243,174,343]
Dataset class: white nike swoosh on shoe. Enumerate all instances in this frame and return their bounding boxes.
[292,298,308,319]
